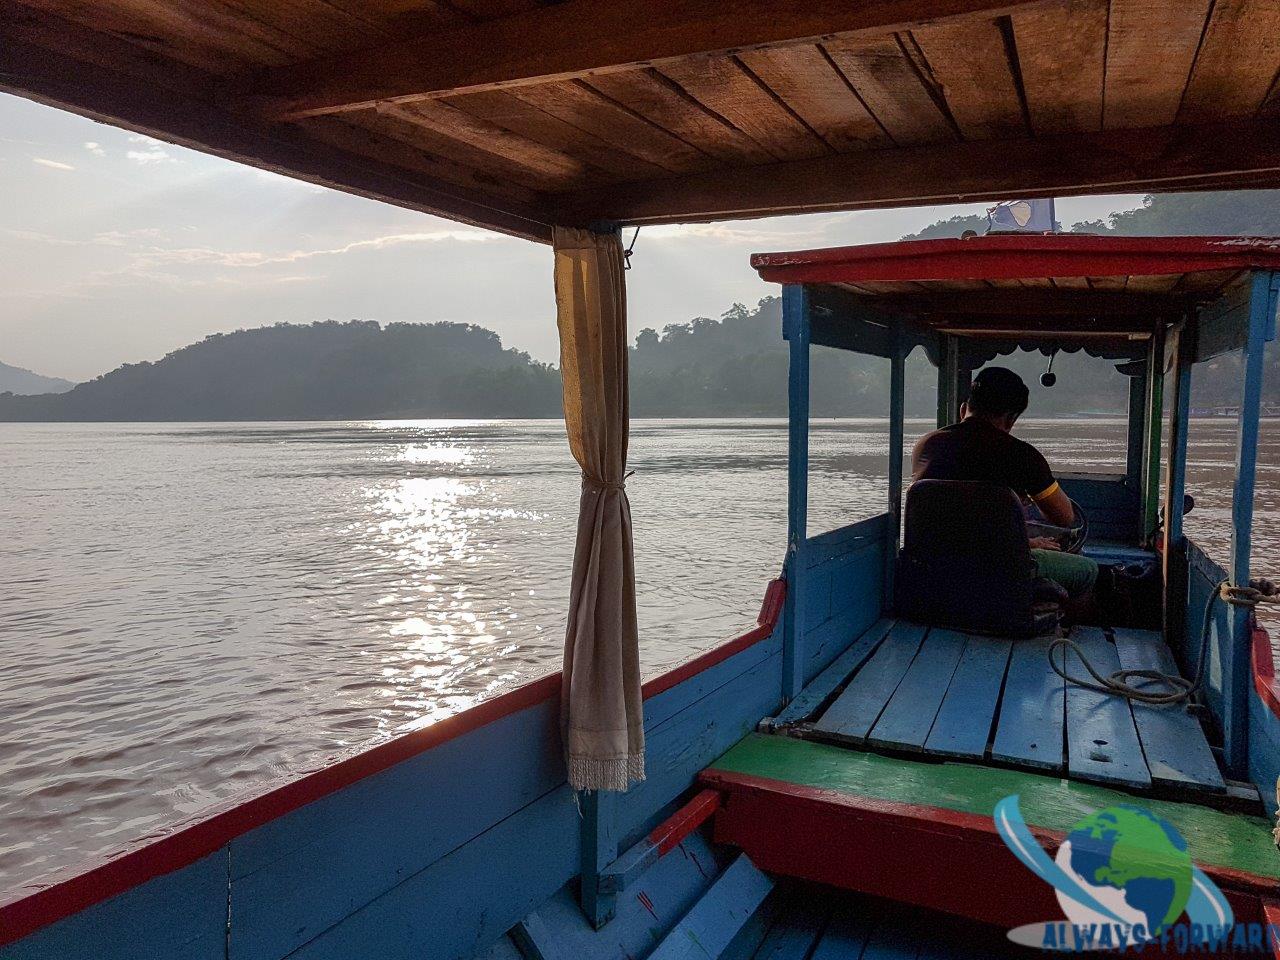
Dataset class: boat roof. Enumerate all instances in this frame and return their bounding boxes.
[6,2,1280,242]
[752,234,1280,347]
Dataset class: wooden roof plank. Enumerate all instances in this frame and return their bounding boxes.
[11,0,292,70]
[909,17,1028,140]
[1011,0,1106,134]
[584,69,775,165]
[231,0,1050,119]
[443,89,671,180]
[1179,0,1280,122]
[0,10,553,241]
[558,115,1280,225]
[505,80,718,173]
[657,56,830,162]
[337,106,588,193]
[1104,0,1213,129]
[296,114,548,203]
[1052,275,1092,290]
[735,44,890,152]
[375,99,597,186]
[822,35,957,146]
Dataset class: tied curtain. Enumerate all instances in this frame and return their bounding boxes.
[552,225,644,792]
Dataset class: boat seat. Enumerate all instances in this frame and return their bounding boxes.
[894,479,1064,638]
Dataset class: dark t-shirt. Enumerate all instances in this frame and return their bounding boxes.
[910,417,1058,502]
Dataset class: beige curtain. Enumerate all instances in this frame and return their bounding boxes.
[552,225,644,792]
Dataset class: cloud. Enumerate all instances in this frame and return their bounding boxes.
[126,133,175,164]
[134,229,500,269]
[83,141,105,156]
[32,157,75,171]
[126,147,173,164]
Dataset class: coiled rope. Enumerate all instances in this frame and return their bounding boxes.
[1049,577,1280,706]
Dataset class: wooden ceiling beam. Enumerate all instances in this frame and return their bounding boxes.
[557,116,1280,226]
[0,4,554,242]
[865,290,1195,317]
[235,0,1049,120]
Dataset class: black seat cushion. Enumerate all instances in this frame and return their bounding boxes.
[895,479,1060,637]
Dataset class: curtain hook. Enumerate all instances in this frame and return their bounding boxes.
[623,227,640,270]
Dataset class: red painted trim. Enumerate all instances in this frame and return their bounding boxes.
[1251,618,1280,719]
[702,768,1279,905]
[1262,902,1280,960]
[648,788,721,857]
[751,235,1280,286]
[0,580,785,947]
[641,578,785,699]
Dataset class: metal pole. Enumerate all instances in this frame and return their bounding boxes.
[885,340,906,609]
[1223,270,1274,773]
[1141,323,1166,547]
[1162,323,1192,647]
[782,284,811,702]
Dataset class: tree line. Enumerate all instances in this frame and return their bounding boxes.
[3,190,1276,422]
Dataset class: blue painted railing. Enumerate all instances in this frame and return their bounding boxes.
[1,594,787,960]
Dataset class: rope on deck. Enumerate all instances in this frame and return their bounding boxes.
[1050,577,1279,706]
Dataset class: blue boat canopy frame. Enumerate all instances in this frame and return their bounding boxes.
[757,235,1280,772]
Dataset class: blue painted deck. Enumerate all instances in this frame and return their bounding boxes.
[723,882,1024,960]
[790,618,1224,798]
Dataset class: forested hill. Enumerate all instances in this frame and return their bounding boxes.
[0,321,562,422]
[632,190,1280,417]
[3,190,1277,422]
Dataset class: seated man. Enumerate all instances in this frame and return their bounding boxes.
[910,366,1098,606]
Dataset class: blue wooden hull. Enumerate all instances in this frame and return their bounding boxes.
[2,502,1278,959]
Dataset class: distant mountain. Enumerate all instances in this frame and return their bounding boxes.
[0,360,75,396]
[0,321,562,422]
[4,190,1275,423]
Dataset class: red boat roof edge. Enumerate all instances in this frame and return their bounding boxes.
[751,234,1280,284]
[0,579,785,947]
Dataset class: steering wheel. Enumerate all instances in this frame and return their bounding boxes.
[1024,497,1089,554]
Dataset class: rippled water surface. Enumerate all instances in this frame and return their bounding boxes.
[2,417,1277,892]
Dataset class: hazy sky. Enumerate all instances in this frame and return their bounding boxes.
[1,93,1146,382]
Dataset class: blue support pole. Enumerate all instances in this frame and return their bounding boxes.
[783,284,811,702]
[1126,364,1148,492]
[1223,270,1276,773]
[885,340,906,610]
[936,335,959,427]
[1162,323,1192,647]
[1141,323,1166,547]
[578,790,618,928]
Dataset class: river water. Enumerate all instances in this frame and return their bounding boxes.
[2,417,1277,893]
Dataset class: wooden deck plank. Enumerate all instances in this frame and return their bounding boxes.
[924,634,1014,760]
[703,735,1280,883]
[990,636,1064,772]
[745,889,829,960]
[857,912,923,960]
[866,628,967,752]
[808,911,873,960]
[1113,628,1226,793]
[812,622,927,744]
[647,853,773,960]
[1062,628,1152,789]
[769,619,893,729]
